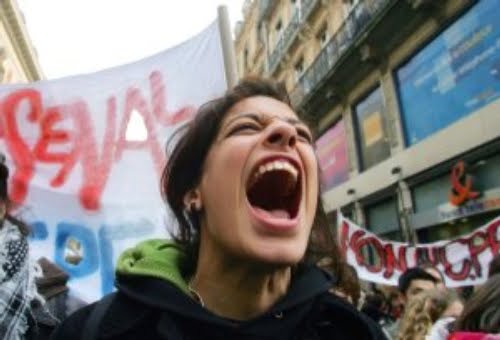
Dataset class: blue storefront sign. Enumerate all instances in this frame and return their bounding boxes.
[396,0,500,146]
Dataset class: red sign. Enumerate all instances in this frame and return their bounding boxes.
[449,160,480,206]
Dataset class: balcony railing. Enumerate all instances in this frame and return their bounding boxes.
[291,0,392,107]
[268,10,300,73]
[267,0,318,74]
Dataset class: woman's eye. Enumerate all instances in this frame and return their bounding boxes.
[229,123,260,135]
[297,128,313,143]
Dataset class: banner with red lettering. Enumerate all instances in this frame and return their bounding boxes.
[0,21,226,302]
[338,213,500,287]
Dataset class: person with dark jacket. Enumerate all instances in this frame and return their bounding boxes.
[52,78,387,340]
[0,154,46,340]
[31,257,87,339]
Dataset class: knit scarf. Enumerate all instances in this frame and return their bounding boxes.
[0,221,43,340]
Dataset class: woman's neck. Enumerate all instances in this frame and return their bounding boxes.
[189,249,292,320]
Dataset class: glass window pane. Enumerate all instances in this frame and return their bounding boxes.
[316,118,350,191]
[365,197,399,234]
[353,86,391,170]
[395,1,500,145]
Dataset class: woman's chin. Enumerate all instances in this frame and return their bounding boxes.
[245,244,306,267]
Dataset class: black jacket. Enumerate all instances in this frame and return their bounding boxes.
[52,265,386,340]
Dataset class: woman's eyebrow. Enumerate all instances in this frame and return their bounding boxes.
[223,112,306,128]
[222,112,261,128]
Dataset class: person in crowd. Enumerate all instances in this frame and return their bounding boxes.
[425,290,463,340]
[31,257,87,339]
[397,289,463,340]
[387,289,404,321]
[420,263,446,290]
[487,253,500,278]
[52,78,387,339]
[361,289,394,340]
[0,155,46,339]
[385,267,438,338]
[398,267,439,302]
[448,274,500,338]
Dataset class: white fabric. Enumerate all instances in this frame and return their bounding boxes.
[0,21,226,302]
[426,317,455,340]
[338,212,500,287]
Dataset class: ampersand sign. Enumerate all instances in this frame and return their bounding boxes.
[449,161,480,206]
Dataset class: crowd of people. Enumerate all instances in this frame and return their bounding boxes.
[357,258,500,340]
[1,78,499,339]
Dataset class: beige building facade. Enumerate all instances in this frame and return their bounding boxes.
[0,0,43,84]
[235,0,500,245]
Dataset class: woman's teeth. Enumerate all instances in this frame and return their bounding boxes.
[253,160,298,183]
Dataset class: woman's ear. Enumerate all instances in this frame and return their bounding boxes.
[183,189,202,213]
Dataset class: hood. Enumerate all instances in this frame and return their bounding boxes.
[116,239,190,295]
[113,241,386,339]
[115,239,334,324]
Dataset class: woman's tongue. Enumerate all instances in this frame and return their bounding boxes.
[247,171,296,220]
[254,207,290,219]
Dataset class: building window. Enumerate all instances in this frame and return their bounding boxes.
[244,48,249,68]
[353,86,391,170]
[365,197,401,238]
[315,118,350,191]
[275,20,282,32]
[273,19,283,47]
[395,0,500,146]
[294,57,304,82]
[318,25,329,48]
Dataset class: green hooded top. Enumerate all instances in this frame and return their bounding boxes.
[54,239,387,339]
[115,239,190,295]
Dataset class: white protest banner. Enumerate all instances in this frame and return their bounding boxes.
[0,21,226,302]
[338,212,500,287]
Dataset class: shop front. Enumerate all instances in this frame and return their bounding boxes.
[410,152,500,243]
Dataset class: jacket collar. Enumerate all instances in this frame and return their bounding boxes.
[115,263,335,325]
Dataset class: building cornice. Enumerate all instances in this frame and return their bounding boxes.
[0,0,43,81]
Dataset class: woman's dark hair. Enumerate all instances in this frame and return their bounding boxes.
[318,257,360,306]
[0,155,30,236]
[162,77,342,276]
[339,264,361,306]
[361,291,391,323]
[453,274,500,333]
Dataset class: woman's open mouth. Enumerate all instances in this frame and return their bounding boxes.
[246,157,302,230]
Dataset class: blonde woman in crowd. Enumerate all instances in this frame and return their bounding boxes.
[397,289,463,340]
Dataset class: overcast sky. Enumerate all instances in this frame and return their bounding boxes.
[18,0,245,80]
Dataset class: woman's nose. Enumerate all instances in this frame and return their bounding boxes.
[264,121,297,149]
